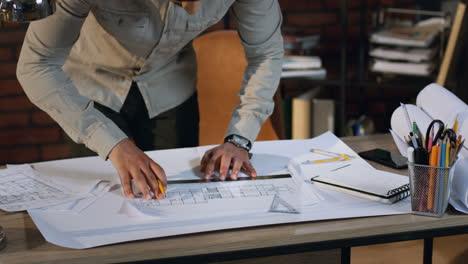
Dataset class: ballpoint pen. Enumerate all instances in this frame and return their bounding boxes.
[413,121,425,149]
[409,132,419,149]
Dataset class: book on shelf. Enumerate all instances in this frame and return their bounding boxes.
[282,56,322,70]
[311,165,410,204]
[292,87,334,139]
[281,56,326,79]
[369,47,437,63]
[371,59,435,76]
[370,23,442,48]
[281,68,327,79]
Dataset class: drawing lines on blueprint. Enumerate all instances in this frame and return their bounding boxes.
[135,183,296,207]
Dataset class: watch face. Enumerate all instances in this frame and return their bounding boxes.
[233,135,249,146]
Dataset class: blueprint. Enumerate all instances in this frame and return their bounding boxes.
[0,165,88,212]
[128,174,317,216]
[26,132,412,249]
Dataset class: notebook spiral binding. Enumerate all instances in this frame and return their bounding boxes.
[386,183,411,201]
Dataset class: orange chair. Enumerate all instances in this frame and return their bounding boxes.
[193,30,281,146]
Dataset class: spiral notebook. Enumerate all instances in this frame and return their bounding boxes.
[311,165,410,203]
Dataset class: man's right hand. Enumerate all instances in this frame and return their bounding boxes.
[108,138,167,200]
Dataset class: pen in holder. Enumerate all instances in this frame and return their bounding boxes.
[408,162,455,217]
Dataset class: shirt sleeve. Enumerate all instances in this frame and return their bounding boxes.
[16,0,128,159]
[225,0,284,144]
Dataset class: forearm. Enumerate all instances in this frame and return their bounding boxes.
[226,0,284,142]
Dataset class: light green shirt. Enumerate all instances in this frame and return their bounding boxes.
[17,0,284,159]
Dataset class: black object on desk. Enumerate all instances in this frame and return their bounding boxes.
[359,148,408,169]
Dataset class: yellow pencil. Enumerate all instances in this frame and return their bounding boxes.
[445,139,450,166]
[309,157,343,164]
[158,180,166,196]
[428,145,439,210]
[453,119,459,134]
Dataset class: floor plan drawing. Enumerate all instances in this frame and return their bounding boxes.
[0,165,88,211]
[134,181,297,207]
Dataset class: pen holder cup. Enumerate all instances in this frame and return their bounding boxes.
[408,162,454,217]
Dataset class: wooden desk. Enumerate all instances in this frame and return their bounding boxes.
[1,134,468,264]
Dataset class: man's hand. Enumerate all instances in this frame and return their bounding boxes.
[109,138,167,200]
[200,142,257,180]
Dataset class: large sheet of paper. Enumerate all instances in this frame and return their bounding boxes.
[27,132,411,249]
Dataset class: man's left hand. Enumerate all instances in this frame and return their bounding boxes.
[200,143,256,180]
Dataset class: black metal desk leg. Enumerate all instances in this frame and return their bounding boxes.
[424,238,433,264]
[341,247,351,264]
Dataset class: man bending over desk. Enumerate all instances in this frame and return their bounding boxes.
[16,0,284,200]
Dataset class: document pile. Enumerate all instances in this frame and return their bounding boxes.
[370,18,446,76]
[390,83,468,213]
[281,55,326,79]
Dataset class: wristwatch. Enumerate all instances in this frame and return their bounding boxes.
[224,134,252,152]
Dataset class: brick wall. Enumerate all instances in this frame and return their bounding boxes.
[0,23,71,164]
[0,0,418,164]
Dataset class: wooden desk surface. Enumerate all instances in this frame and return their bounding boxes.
[1,134,468,264]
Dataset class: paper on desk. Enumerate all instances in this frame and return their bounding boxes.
[450,158,468,213]
[40,181,114,213]
[0,165,89,212]
[27,132,412,249]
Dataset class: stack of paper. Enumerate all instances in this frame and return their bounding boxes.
[281,55,327,79]
[371,59,434,76]
[370,24,441,47]
[369,18,444,76]
[369,47,437,63]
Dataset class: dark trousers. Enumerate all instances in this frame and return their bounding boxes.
[68,82,199,157]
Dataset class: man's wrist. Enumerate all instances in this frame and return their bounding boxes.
[224,134,252,152]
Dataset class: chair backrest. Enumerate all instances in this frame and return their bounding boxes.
[193,30,279,146]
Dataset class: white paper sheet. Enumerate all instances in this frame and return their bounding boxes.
[450,157,468,213]
[26,132,412,249]
[416,83,468,125]
[0,165,89,212]
[416,83,468,158]
[38,181,114,214]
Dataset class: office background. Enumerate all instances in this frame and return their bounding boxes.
[0,0,465,163]
[1,1,468,263]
